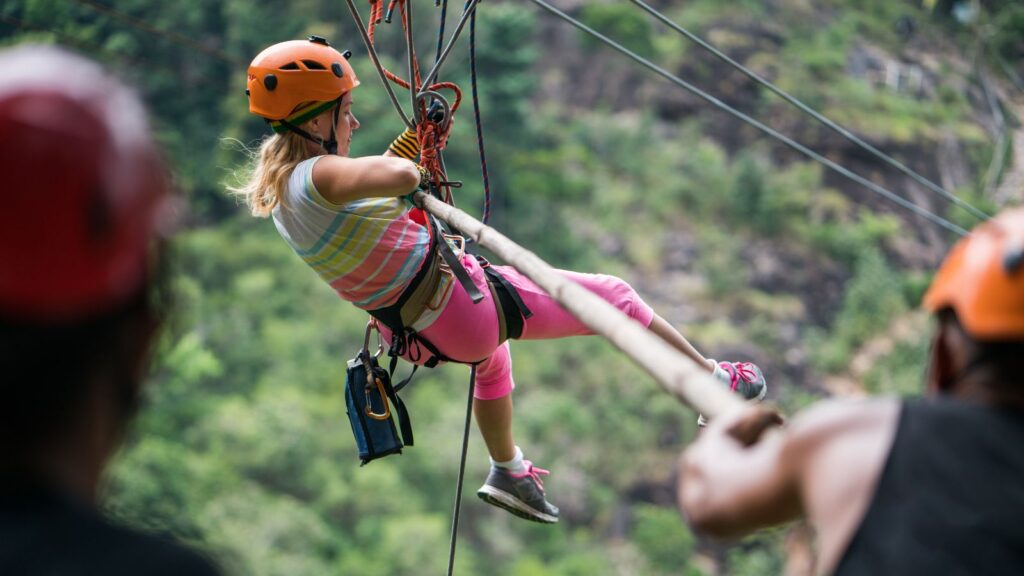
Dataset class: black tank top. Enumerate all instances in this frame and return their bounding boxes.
[835,398,1024,575]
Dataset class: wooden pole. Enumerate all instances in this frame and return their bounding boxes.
[416,193,746,420]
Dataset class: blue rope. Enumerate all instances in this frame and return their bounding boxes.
[435,0,449,63]
[469,6,492,225]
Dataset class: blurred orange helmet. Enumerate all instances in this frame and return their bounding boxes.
[0,45,169,321]
[247,35,359,123]
[923,207,1024,340]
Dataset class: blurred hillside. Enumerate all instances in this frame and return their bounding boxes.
[2,0,1021,574]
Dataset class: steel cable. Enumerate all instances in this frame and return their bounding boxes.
[527,0,968,237]
[629,0,990,222]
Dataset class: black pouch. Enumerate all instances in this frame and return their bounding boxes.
[343,324,414,465]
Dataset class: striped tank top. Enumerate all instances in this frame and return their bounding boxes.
[272,156,430,311]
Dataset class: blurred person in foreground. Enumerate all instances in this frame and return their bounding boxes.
[0,45,221,575]
[678,207,1024,575]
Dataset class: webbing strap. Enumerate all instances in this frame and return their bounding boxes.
[370,211,482,334]
[433,215,484,303]
[393,364,418,393]
[482,264,532,340]
[387,384,414,446]
[483,260,533,319]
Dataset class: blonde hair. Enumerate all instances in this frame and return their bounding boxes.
[229,131,311,217]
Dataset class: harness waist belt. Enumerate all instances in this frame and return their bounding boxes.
[367,218,532,371]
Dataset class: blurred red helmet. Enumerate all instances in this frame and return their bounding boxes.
[0,45,170,321]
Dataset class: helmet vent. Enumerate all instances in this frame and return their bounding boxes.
[302,59,326,70]
[279,62,301,71]
[331,63,344,77]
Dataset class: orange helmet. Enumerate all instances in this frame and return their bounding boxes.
[247,35,360,123]
[923,207,1024,340]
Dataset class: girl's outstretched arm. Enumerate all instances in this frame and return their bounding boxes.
[312,154,420,205]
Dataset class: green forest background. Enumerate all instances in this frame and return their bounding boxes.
[3,0,1022,574]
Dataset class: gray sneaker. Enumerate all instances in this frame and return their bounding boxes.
[698,361,768,427]
[477,461,559,524]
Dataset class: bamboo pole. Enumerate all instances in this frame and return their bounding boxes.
[416,193,747,420]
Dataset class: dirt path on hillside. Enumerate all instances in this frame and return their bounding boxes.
[822,312,930,398]
[995,95,1024,207]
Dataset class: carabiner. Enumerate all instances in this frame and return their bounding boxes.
[364,376,392,421]
[364,319,384,358]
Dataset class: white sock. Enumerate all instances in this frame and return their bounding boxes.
[710,360,730,385]
[491,445,527,474]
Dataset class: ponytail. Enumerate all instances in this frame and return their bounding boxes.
[229,131,310,217]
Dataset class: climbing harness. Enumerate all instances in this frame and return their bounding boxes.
[366,206,532,376]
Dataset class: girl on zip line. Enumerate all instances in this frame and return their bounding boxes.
[233,36,767,524]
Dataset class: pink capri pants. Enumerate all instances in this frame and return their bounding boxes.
[378,254,655,400]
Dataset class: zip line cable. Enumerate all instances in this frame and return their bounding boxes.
[628,0,991,223]
[0,13,137,66]
[0,13,224,92]
[527,0,969,237]
[71,0,245,67]
[32,0,967,234]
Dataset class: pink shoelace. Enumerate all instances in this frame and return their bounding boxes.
[513,461,550,490]
[719,361,758,391]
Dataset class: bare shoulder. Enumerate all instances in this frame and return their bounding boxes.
[787,397,902,574]
[786,397,901,450]
[309,154,354,182]
[780,397,902,515]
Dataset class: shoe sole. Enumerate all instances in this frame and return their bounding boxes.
[476,485,558,524]
[698,383,768,427]
[753,381,768,401]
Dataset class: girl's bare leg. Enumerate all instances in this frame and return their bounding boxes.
[648,313,716,372]
[473,394,516,462]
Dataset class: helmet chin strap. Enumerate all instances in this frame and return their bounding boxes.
[277,100,341,155]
